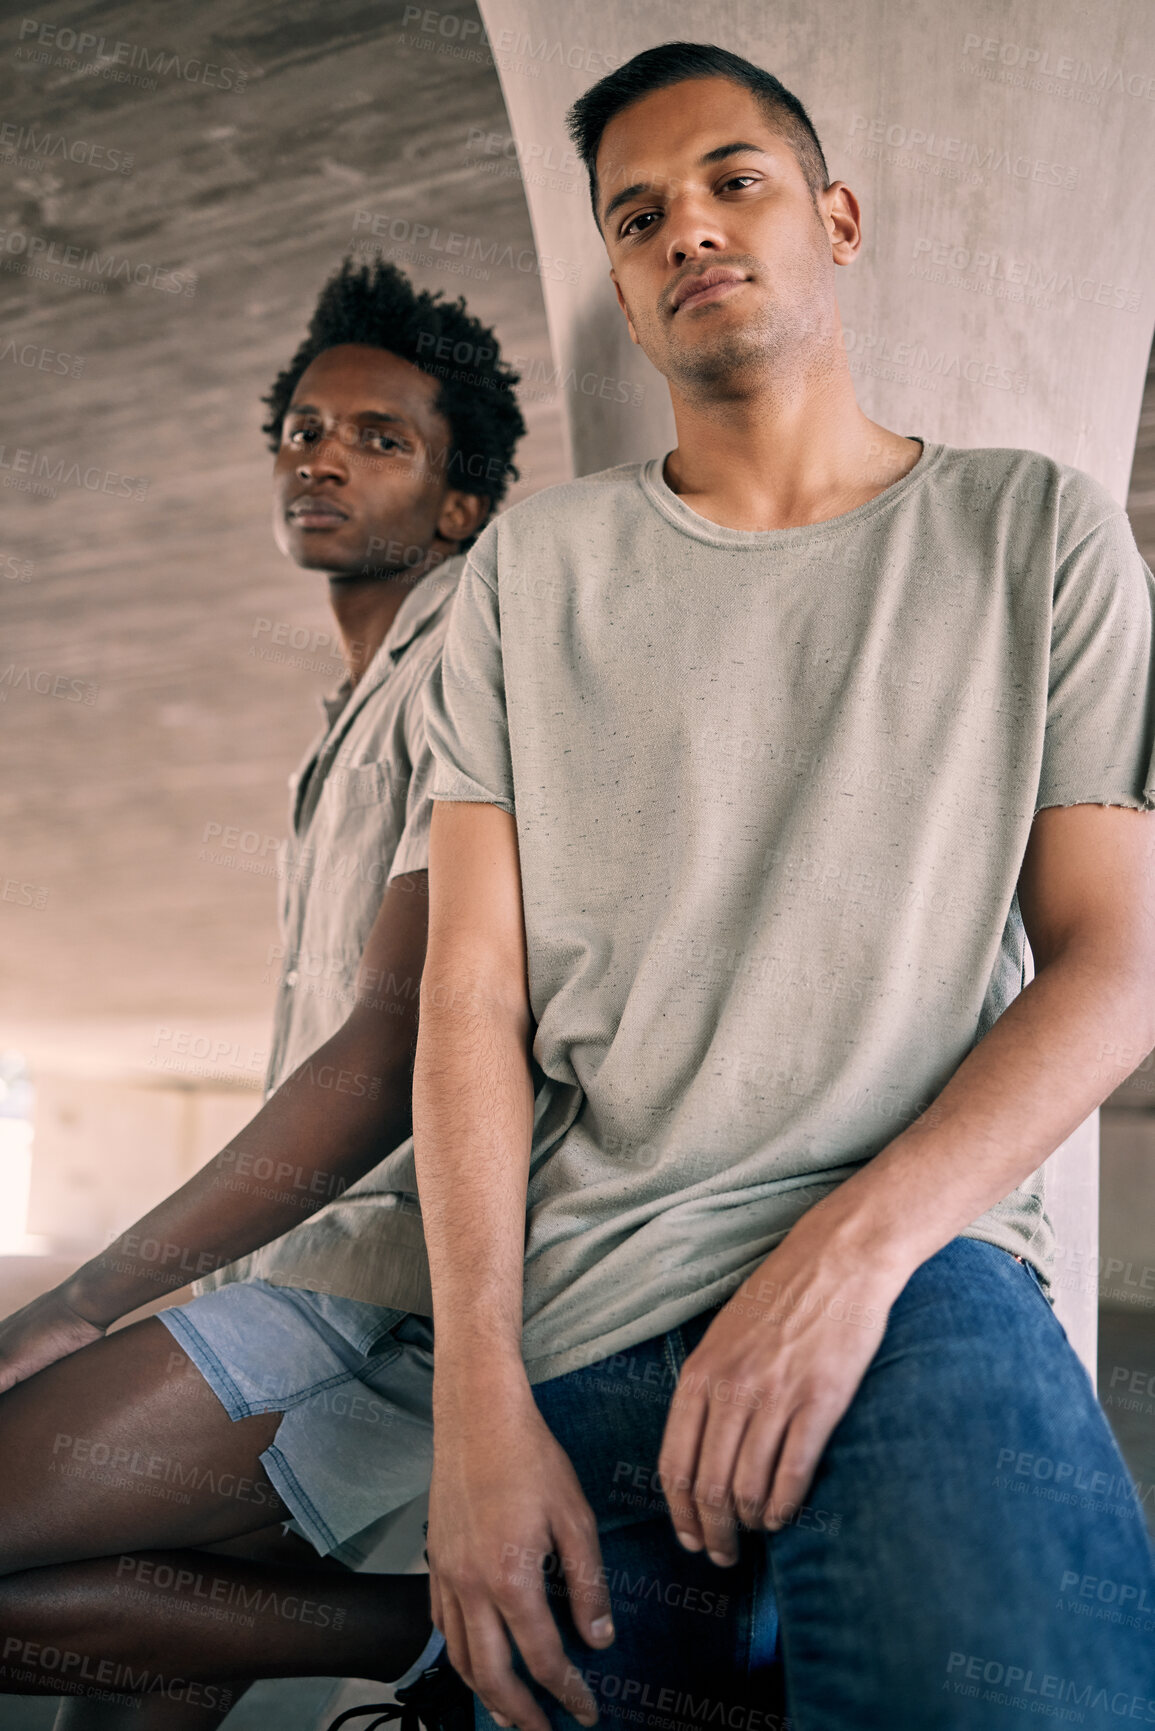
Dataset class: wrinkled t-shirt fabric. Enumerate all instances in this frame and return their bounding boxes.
[422,441,1155,1386]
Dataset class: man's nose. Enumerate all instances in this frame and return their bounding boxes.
[665,201,727,268]
[297,431,353,481]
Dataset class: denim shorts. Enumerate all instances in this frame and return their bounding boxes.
[158,1279,433,1564]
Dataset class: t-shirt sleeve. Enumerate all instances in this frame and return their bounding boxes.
[386,688,437,884]
[1036,501,1155,813]
[422,545,515,815]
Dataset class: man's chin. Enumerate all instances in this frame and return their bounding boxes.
[667,327,774,394]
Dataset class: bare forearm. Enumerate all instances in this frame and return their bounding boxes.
[412,981,535,1388]
[64,1010,415,1326]
[797,946,1154,1281]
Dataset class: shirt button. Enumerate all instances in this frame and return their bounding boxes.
[285,969,299,987]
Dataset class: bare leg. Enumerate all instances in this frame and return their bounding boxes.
[0,1543,430,1686]
[0,1319,435,1716]
[0,1317,295,1570]
[52,1683,249,1729]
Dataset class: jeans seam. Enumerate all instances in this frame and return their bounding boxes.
[663,1324,687,1386]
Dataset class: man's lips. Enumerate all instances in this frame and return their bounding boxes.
[286,496,350,527]
[670,267,749,313]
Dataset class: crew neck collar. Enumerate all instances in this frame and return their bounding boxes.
[638,438,942,548]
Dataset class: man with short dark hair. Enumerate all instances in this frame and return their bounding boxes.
[0,257,522,1730]
[413,42,1155,1728]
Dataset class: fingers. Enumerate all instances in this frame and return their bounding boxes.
[554,1506,615,1650]
[656,1370,709,1552]
[662,1357,775,1565]
[504,1594,599,1728]
[437,1589,470,1682]
[436,1537,603,1731]
[454,1596,553,1731]
[731,1407,790,1529]
[762,1399,842,1531]
[457,1575,599,1731]
[428,1566,445,1636]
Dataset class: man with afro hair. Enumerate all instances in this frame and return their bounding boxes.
[0,255,524,1730]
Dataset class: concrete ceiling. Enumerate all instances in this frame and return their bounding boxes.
[1,0,1152,1076]
[0,0,565,1064]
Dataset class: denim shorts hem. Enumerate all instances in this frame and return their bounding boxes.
[259,1443,340,1556]
[153,1280,435,1561]
[157,1303,362,1419]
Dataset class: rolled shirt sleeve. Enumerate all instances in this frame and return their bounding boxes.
[1037,491,1155,814]
[423,531,516,814]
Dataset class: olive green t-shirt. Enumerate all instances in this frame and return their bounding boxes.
[423,441,1155,1386]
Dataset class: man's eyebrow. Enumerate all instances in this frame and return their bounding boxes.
[285,403,413,426]
[601,141,771,227]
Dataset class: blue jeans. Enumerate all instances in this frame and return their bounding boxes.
[477,1239,1155,1729]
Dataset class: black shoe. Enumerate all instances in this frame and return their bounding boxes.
[327,1654,475,1731]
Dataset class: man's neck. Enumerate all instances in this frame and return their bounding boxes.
[326,552,445,688]
[662,367,922,533]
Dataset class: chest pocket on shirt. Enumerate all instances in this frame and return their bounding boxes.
[329,760,391,808]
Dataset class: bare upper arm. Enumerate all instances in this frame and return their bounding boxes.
[1017,803,1155,980]
[424,800,531,1025]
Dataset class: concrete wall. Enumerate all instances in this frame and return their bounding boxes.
[27,1072,260,1258]
[476,0,1155,1375]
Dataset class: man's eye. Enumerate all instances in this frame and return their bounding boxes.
[287,426,319,446]
[721,174,758,192]
[621,209,660,239]
[363,431,404,452]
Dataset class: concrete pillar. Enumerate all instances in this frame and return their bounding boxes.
[476,0,1155,1376]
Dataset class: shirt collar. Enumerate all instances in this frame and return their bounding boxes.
[317,554,464,726]
[381,553,464,660]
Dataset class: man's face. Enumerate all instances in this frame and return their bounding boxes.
[597,78,851,395]
[272,344,473,577]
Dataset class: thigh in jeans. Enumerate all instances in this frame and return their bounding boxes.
[765,1237,1155,1729]
[474,1315,787,1731]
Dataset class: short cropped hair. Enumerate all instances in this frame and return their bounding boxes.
[566,41,829,227]
[262,257,526,538]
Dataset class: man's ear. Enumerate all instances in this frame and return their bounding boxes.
[610,269,640,347]
[437,488,491,547]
